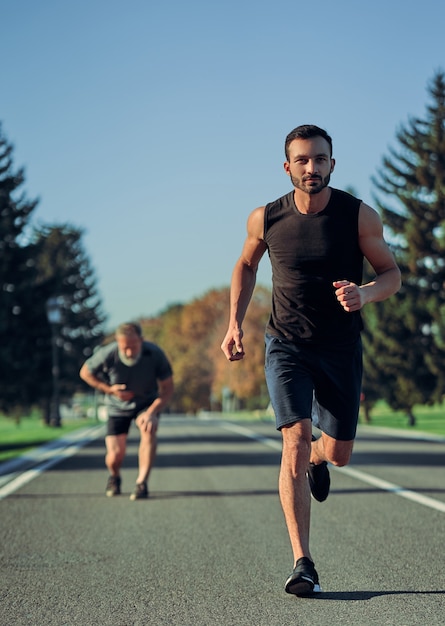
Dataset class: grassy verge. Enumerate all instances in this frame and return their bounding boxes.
[358,402,445,436]
[216,401,445,437]
[0,414,99,463]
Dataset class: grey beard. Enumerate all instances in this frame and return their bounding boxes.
[118,351,141,367]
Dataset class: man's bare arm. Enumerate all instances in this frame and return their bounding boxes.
[221,206,268,360]
[79,363,134,400]
[334,202,401,312]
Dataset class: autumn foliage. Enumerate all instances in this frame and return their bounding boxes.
[138,286,271,414]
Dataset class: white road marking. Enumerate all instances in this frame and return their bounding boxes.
[334,465,445,513]
[0,425,104,500]
[3,418,444,514]
[219,421,445,514]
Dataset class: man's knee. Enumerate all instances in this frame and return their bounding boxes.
[106,435,127,457]
[320,436,354,467]
[106,446,125,462]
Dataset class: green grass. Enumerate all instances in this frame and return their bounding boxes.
[357,401,445,436]
[0,414,99,463]
[218,401,445,437]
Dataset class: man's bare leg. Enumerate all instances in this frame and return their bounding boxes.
[104,434,127,496]
[135,429,157,485]
[279,419,313,563]
[105,434,127,475]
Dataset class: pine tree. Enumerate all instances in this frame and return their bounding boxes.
[0,122,106,421]
[367,70,445,422]
[0,124,41,415]
[32,224,106,422]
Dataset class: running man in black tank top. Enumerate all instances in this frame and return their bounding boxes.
[221,125,401,595]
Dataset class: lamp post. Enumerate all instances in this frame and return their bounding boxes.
[46,297,62,427]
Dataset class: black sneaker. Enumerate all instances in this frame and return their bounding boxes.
[130,482,149,501]
[105,475,121,497]
[307,461,330,502]
[285,557,322,595]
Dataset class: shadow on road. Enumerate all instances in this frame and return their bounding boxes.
[7,487,278,499]
[303,589,445,601]
[350,450,445,467]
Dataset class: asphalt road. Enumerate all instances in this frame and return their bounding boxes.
[1,415,444,626]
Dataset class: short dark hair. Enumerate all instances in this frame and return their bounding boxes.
[285,125,333,161]
[116,322,143,338]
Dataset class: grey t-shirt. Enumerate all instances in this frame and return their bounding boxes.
[84,340,173,416]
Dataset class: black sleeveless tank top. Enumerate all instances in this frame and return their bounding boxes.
[264,188,363,346]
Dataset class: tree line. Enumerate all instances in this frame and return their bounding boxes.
[1,71,444,425]
[0,124,105,423]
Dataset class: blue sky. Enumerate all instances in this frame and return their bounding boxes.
[2,0,444,331]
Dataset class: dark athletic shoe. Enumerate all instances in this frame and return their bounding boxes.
[285,557,322,595]
[307,461,330,502]
[130,482,149,501]
[105,475,121,497]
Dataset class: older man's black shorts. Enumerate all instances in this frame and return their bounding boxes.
[106,407,157,436]
[264,333,363,440]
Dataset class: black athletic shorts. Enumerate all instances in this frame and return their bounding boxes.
[264,333,363,441]
[106,409,157,436]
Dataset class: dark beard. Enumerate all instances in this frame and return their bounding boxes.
[290,173,331,195]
